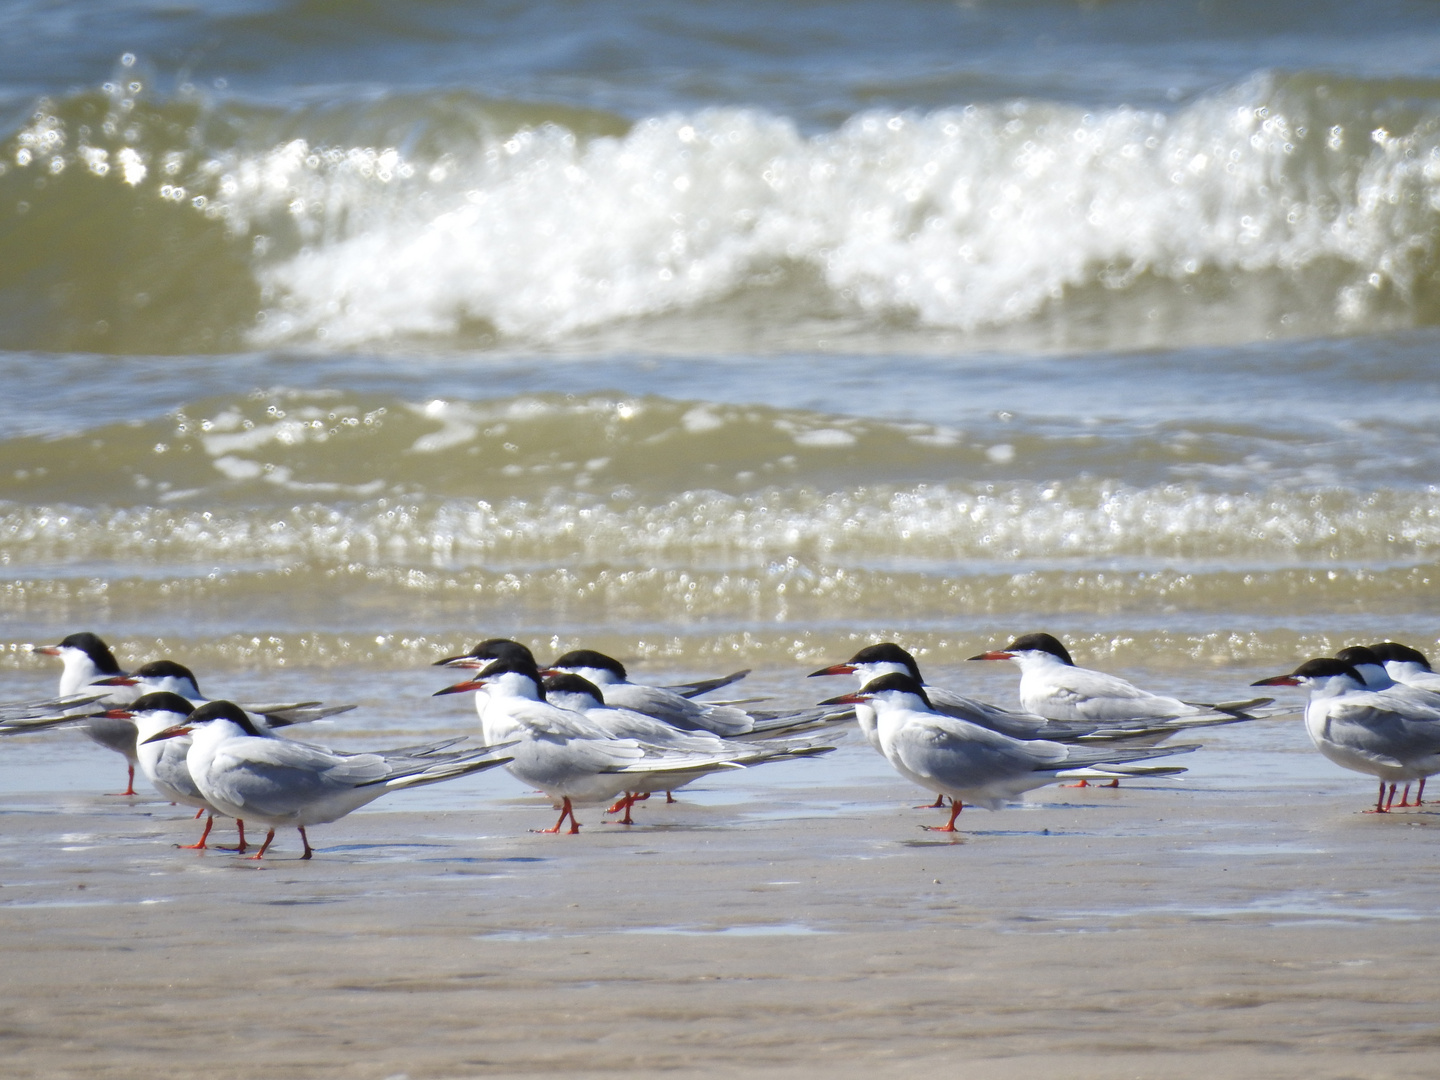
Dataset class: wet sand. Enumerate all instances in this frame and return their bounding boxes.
[3,708,1440,1080]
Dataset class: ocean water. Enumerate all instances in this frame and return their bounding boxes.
[2,0,1439,683]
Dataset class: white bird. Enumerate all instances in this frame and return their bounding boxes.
[30,631,143,794]
[433,658,800,833]
[433,639,751,698]
[1369,642,1440,693]
[820,673,1196,831]
[969,632,1270,722]
[1254,657,1440,812]
[1333,646,1440,712]
[105,692,245,851]
[542,672,832,822]
[144,700,515,859]
[96,659,357,726]
[810,641,1255,751]
[544,649,841,739]
[809,641,1256,801]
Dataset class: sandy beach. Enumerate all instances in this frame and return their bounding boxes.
[4,672,1439,1080]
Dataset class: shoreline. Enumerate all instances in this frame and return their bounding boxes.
[3,719,1439,1079]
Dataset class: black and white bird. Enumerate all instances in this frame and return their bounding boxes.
[434,658,812,833]
[105,692,244,851]
[433,639,750,698]
[811,641,1258,749]
[1368,642,1440,694]
[1254,657,1440,811]
[820,673,1196,831]
[542,672,831,821]
[143,700,515,859]
[96,659,357,726]
[969,632,1272,722]
[30,632,143,793]
[544,649,842,739]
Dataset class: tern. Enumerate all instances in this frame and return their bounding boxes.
[103,692,244,851]
[30,632,143,793]
[144,700,515,859]
[1332,647,1440,711]
[820,674,1196,831]
[969,632,1271,722]
[96,659,357,726]
[1368,642,1440,693]
[433,638,750,698]
[543,672,832,822]
[811,641,1261,750]
[545,649,843,739]
[810,641,1262,797]
[1254,657,1440,812]
[1365,642,1440,694]
[434,658,803,833]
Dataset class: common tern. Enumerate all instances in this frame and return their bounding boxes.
[1332,646,1440,710]
[434,658,803,833]
[543,672,832,822]
[1369,642,1440,693]
[810,642,1260,750]
[144,700,514,859]
[810,641,1260,798]
[820,674,1196,831]
[1254,657,1440,812]
[433,638,751,698]
[969,632,1271,722]
[30,632,142,794]
[104,692,244,851]
[545,649,842,739]
[96,659,358,726]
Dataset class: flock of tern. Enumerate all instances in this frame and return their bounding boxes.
[5,630,1440,858]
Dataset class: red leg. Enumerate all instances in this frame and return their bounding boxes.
[1365,780,1390,813]
[1398,783,1414,808]
[247,828,277,859]
[665,791,677,804]
[1418,778,1427,806]
[1101,779,1120,788]
[612,794,636,826]
[537,798,580,834]
[177,815,214,850]
[215,819,248,853]
[193,807,205,819]
[923,800,964,832]
[920,793,946,808]
[1061,778,1091,788]
[106,764,138,797]
[1386,783,1398,811]
[298,826,313,860]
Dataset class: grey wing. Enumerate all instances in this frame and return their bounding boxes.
[895,717,1068,788]
[658,669,752,698]
[927,687,1054,738]
[1322,703,1440,767]
[206,739,388,817]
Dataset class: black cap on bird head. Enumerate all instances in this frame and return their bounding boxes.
[34,632,123,674]
[1334,645,1383,669]
[433,638,536,668]
[1252,657,1365,687]
[1368,642,1433,671]
[187,699,262,736]
[819,671,932,710]
[129,692,198,717]
[549,650,627,681]
[542,673,606,706]
[969,632,1073,666]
